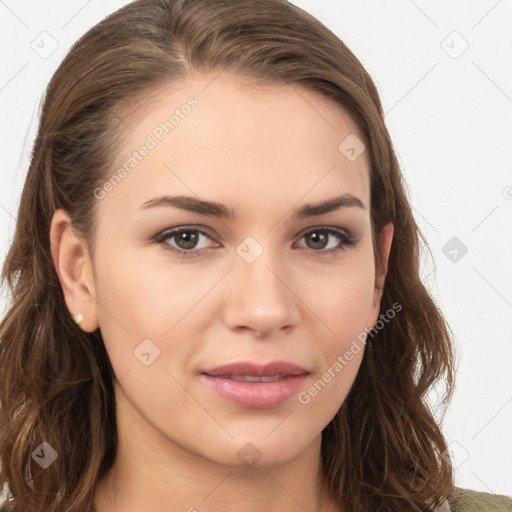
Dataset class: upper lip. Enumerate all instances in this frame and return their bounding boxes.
[202,360,310,377]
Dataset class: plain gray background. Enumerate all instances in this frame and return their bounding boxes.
[0,0,511,496]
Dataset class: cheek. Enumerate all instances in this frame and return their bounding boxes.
[301,280,373,425]
[92,248,168,375]
[306,250,377,340]
[301,250,376,398]
[92,245,218,378]
[94,244,190,331]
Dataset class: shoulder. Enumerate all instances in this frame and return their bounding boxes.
[445,486,512,511]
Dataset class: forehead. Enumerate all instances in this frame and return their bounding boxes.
[97,73,371,219]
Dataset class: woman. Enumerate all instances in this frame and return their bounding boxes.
[0,0,511,511]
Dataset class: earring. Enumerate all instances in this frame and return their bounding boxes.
[73,314,84,325]
[366,326,376,349]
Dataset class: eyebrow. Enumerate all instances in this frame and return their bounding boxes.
[137,193,365,219]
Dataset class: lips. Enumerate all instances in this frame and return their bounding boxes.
[200,360,310,408]
[202,360,309,378]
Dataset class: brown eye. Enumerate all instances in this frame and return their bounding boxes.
[297,227,357,255]
[152,227,218,257]
[172,230,201,250]
[304,230,329,250]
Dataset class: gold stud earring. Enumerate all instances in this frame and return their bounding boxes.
[73,314,84,325]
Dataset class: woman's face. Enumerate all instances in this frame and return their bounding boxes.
[86,73,392,468]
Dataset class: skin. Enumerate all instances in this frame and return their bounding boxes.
[50,73,393,512]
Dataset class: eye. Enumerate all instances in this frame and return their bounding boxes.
[151,226,219,257]
[295,227,357,256]
[150,225,357,258]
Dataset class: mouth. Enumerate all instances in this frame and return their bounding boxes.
[200,360,310,408]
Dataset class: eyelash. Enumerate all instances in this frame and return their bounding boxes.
[151,225,358,258]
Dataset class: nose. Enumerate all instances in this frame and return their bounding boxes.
[223,241,301,339]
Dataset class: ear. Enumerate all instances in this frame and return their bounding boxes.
[371,222,394,311]
[49,209,99,333]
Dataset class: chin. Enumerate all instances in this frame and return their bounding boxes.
[203,433,312,470]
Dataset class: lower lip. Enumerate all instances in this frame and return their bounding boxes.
[201,374,309,409]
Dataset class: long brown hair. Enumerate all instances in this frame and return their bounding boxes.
[0,0,456,510]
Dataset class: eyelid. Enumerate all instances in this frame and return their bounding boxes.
[153,224,217,239]
[294,224,349,238]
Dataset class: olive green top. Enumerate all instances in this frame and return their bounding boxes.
[442,487,512,511]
